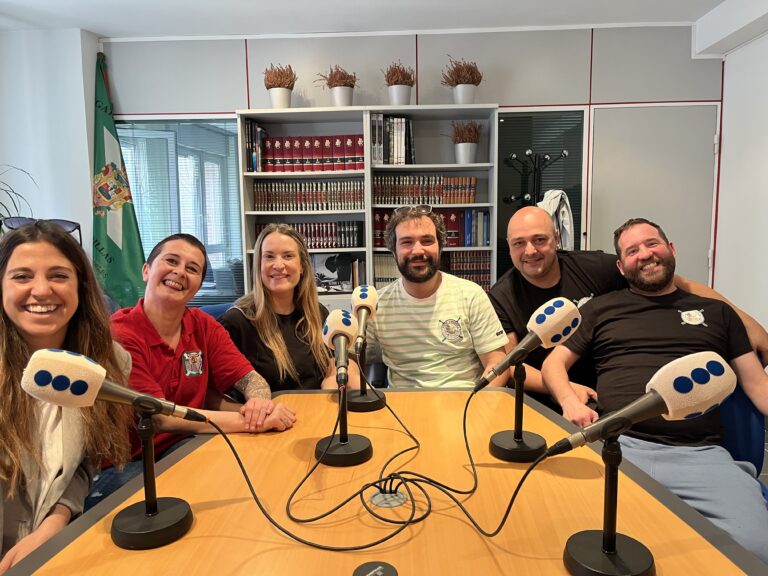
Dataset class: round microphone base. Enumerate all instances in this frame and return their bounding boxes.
[489,430,547,462]
[315,434,373,467]
[563,531,655,576]
[111,497,193,550]
[347,389,386,412]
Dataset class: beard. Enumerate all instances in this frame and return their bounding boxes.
[397,254,439,283]
[623,253,676,292]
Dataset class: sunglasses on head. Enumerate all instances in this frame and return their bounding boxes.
[394,204,433,215]
[2,217,83,245]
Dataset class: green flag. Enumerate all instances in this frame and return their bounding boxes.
[92,52,145,309]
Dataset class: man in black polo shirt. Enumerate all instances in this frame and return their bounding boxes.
[541,217,768,563]
[489,206,768,411]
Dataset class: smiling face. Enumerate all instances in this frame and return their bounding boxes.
[2,241,79,351]
[260,232,303,299]
[394,216,440,284]
[506,207,560,287]
[616,223,677,295]
[142,239,205,306]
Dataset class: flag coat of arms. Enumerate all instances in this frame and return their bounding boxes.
[92,52,145,309]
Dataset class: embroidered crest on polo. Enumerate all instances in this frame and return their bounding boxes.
[575,294,594,308]
[679,309,707,327]
[182,351,204,376]
[439,318,463,342]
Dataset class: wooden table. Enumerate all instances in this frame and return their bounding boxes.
[14,389,765,575]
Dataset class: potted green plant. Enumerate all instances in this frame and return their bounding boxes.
[383,60,415,106]
[0,165,34,230]
[441,56,483,105]
[315,65,358,106]
[451,121,481,164]
[264,63,298,109]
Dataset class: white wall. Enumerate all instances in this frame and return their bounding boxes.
[0,28,97,253]
[713,32,768,328]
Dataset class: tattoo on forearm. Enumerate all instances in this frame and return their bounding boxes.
[234,371,271,400]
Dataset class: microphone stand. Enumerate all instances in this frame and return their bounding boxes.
[315,361,373,467]
[563,436,654,576]
[111,409,194,550]
[347,339,386,412]
[489,363,548,462]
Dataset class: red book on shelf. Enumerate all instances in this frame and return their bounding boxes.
[273,138,284,172]
[322,136,334,171]
[292,137,303,173]
[311,137,322,171]
[343,135,355,170]
[302,137,312,172]
[283,136,294,172]
[355,134,364,170]
[434,209,461,247]
[263,137,274,172]
[333,136,344,171]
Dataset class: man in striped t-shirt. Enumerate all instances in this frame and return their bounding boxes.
[367,205,508,388]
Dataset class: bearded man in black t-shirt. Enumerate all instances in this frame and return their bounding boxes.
[541,217,768,563]
[489,206,768,412]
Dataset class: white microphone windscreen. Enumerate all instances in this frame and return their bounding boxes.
[645,351,736,420]
[21,349,106,408]
[322,309,358,350]
[351,285,379,318]
[525,297,581,348]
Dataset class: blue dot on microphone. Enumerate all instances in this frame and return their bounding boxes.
[691,368,710,384]
[551,334,562,343]
[70,380,89,396]
[342,318,352,326]
[706,360,725,376]
[360,293,368,299]
[52,375,70,391]
[562,326,571,336]
[323,325,328,335]
[49,348,63,353]
[571,317,579,328]
[536,313,546,325]
[553,300,564,308]
[360,286,368,292]
[684,411,702,419]
[544,306,555,315]
[34,370,53,386]
[673,376,694,394]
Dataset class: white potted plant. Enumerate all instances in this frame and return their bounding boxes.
[383,60,415,106]
[452,121,481,164]
[264,63,298,109]
[441,56,483,105]
[316,65,358,106]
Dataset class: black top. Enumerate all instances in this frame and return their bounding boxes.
[564,289,751,446]
[488,250,626,405]
[220,304,330,392]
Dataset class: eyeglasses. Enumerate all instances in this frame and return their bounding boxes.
[2,217,82,246]
[394,204,433,215]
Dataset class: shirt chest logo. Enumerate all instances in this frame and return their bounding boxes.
[439,318,464,342]
[182,351,204,376]
[574,294,594,308]
[679,309,707,327]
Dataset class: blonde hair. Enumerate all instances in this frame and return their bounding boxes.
[0,222,133,495]
[234,224,330,382]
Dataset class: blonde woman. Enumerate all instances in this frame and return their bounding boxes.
[221,223,358,390]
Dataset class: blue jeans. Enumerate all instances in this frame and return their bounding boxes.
[84,436,194,511]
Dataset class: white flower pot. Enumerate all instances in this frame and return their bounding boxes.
[455,142,478,164]
[452,84,477,105]
[268,87,292,109]
[388,85,412,106]
[331,86,354,107]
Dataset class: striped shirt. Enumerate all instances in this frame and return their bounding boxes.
[368,273,507,388]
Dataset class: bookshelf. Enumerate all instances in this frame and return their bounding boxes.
[236,104,498,303]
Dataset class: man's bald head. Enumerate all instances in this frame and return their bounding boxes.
[506,207,561,288]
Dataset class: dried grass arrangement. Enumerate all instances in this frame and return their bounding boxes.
[315,65,359,89]
[263,64,298,90]
[383,61,415,87]
[451,121,481,144]
[441,56,483,87]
